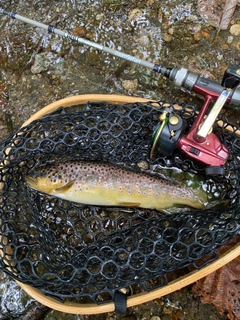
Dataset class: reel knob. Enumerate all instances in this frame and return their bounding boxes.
[150,108,185,159]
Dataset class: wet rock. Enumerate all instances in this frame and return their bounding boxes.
[31,52,59,74]
[18,302,49,320]
[193,32,202,41]
[158,314,173,320]
[163,33,172,42]
[160,315,172,320]
[221,44,229,50]
[71,26,87,38]
[227,36,234,44]
[44,310,82,319]
[139,35,150,47]
[96,13,104,21]
[187,15,198,22]
[0,272,34,317]
[229,24,240,35]
[190,23,202,34]
[229,38,240,51]
[201,30,210,39]
[121,316,136,320]
[122,79,138,91]
[128,8,143,23]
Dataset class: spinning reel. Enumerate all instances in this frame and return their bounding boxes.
[150,66,240,175]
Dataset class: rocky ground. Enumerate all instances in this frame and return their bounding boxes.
[0,0,240,319]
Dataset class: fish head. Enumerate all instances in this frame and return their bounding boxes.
[25,169,67,194]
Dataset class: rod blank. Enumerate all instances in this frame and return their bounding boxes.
[0,8,156,70]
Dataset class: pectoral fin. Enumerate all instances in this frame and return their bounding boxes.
[55,180,75,193]
[118,202,140,207]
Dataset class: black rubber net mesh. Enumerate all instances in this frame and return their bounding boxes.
[0,100,239,303]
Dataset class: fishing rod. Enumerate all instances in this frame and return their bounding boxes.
[0,8,169,76]
[0,7,239,100]
[1,7,240,175]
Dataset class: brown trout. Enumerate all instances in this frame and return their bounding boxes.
[25,161,207,210]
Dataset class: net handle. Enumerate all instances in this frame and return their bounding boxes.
[11,94,240,313]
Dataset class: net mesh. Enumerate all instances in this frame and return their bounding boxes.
[0,100,239,303]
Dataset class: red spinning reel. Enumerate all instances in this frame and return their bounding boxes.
[151,66,240,175]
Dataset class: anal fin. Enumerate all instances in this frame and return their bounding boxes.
[118,202,140,208]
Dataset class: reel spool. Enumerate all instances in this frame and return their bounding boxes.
[0,94,238,314]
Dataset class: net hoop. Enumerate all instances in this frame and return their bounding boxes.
[10,94,240,314]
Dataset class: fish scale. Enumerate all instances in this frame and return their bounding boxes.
[25,161,208,211]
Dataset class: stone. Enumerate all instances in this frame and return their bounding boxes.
[194,32,202,41]
[122,79,138,91]
[150,316,161,320]
[163,33,172,42]
[230,24,240,36]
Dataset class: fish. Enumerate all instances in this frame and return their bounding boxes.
[25,161,208,211]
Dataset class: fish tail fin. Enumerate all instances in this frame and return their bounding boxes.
[191,187,208,209]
